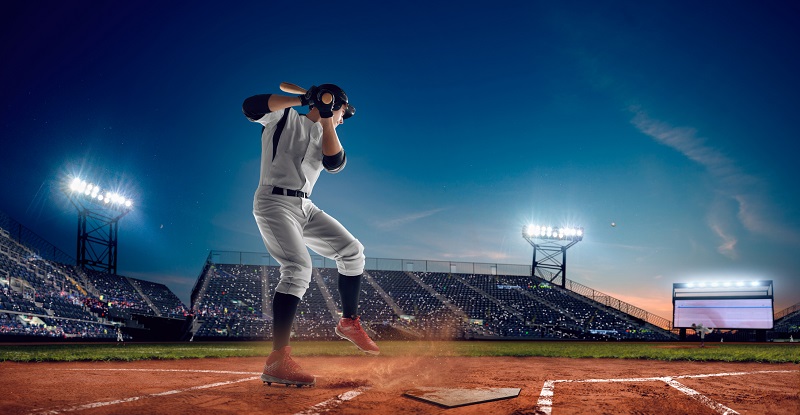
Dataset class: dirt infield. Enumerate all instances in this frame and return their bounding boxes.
[0,355,797,414]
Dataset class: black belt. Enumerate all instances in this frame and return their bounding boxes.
[272,186,307,198]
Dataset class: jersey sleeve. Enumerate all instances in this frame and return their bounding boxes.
[243,94,286,127]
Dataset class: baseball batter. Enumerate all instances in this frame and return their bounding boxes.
[242,84,379,388]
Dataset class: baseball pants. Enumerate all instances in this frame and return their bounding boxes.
[253,189,365,298]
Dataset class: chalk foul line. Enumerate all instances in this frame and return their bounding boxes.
[58,368,262,375]
[293,387,371,415]
[536,370,798,415]
[29,376,261,415]
[34,368,368,415]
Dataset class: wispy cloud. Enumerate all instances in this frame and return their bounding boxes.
[709,222,738,260]
[630,108,749,184]
[630,108,798,255]
[372,207,448,231]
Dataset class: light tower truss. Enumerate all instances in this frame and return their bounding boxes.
[65,177,133,275]
[522,225,583,289]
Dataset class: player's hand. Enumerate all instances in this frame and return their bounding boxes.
[315,89,334,118]
[299,85,318,107]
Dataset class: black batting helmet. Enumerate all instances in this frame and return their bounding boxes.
[311,83,356,119]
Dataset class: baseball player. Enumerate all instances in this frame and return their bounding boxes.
[242,84,379,388]
[691,323,713,347]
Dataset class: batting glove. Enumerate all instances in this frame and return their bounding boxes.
[299,85,318,107]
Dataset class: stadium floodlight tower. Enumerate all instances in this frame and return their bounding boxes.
[64,176,134,275]
[522,224,583,288]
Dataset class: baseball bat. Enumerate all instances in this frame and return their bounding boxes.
[279,82,333,105]
[279,82,307,94]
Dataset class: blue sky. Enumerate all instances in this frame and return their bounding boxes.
[2,1,799,320]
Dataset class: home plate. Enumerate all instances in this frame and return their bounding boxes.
[403,387,521,408]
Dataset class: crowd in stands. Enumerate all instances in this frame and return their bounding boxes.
[192,264,270,339]
[188,265,677,342]
[0,311,119,339]
[129,278,188,319]
[81,269,153,317]
[773,308,800,336]
[0,225,188,340]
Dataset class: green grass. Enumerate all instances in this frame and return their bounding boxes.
[0,341,797,363]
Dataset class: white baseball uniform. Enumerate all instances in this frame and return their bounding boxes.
[248,105,365,299]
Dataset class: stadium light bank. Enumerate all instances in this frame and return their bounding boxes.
[67,177,134,211]
[522,224,584,241]
[64,175,136,275]
[522,224,584,289]
[677,280,769,290]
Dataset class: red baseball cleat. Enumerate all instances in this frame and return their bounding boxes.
[261,346,315,387]
[335,316,380,355]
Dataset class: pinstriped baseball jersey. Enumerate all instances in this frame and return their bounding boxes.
[251,107,346,196]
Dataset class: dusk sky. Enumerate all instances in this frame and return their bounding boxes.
[2,1,799,321]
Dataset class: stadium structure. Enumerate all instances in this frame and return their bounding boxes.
[1,209,798,343]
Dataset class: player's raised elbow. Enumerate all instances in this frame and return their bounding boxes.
[323,150,346,173]
[242,94,272,121]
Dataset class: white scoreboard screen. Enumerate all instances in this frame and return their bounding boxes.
[673,298,774,329]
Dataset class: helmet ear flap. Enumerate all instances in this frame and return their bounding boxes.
[343,104,355,119]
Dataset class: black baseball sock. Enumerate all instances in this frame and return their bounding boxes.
[272,292,300,351]
[338,273,362,320]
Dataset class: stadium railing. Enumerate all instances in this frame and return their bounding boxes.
[775,302,800,321]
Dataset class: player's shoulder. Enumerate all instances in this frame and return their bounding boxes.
[259,107,298,125]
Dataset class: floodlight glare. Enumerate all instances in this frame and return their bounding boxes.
[522,224,584,242]
[522,222,584,288]
[65,175,134,213]
[750,281,759,286]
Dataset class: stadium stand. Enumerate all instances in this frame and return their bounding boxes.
[128,278,188,319]
[772,302,800,339]
[188,261,676,342]
[81,269,153,319]
[191,264,269,340]
[0,211,188,341]
[2,207,797,343]
[367,270,467,339]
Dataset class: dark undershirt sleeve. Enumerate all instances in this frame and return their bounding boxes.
[242,94,272,121]
[322,150,346,172]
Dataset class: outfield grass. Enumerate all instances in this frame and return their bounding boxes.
[0,341,797,363]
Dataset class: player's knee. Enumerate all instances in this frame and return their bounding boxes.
[276,278,310,298]
[276,264,312,298]
[337,239,365,276]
